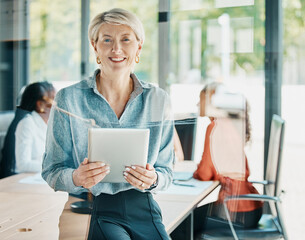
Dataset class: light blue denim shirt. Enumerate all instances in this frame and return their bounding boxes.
[42,69,174,196]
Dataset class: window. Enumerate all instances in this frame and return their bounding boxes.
[169,1,265,182]
[29,0,81,83]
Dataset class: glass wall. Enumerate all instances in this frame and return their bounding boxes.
[169,2,305,237]
[281,1,305,239]
[28,0,158,86]
[169,0,265,181]
[0,0,29,110]
[29,0,81,84]
[1,0,304,238]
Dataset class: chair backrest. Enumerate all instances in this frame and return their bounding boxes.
[0,111,15,151]
[0,111,15,166]
[193,116,211,164]
[265,114,285,198]
[174,118,197,160]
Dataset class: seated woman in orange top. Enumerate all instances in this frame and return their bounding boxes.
[193,83,263,230]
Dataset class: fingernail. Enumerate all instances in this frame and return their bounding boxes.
[106,170,110,174]
[105,166,110,170]
[123,172,128,176]
[131,166,136,170]
[100,163,105,167]
[125,167,130,172]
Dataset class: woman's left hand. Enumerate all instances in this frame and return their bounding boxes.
[124,163,157,190]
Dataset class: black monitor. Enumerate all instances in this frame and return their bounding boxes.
[174,118,197,161]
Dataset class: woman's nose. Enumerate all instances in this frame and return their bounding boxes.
[112,41,122,54]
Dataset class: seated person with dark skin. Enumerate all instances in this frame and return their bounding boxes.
[0,82,55,178]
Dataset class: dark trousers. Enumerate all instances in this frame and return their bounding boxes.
[87,189,169,240]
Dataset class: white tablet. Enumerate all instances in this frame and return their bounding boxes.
[88,128,150,183]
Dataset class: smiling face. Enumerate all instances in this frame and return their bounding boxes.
[92,23,142,76]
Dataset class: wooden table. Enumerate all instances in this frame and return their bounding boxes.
[59,161,219,240]
[155,180,218,236]
[0,173,58,194]
[155,160,219,239]
[0,162,219,240]
[58,180,219,240]
[0,173,68,240]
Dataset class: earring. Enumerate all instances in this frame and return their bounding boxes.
[135,55,140,64]
[96,56,101,64]
[40,108,45,113]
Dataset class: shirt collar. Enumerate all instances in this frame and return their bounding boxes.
[82,69,153,94]
[84,69,100,89]
[32,111,47,127]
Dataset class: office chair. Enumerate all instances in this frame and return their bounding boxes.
[0,111,16,178]
[174,117,197,160]
[198,114,287,240]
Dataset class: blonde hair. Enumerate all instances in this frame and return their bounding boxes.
[88,8,145,45]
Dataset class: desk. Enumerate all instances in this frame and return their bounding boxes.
[59,161,219,240]
[0,173,57,194]
[0,162,219,240]
[155,180,218,235]
[157,161,219,239]
[58,180,219,240]
[0,173,68,240]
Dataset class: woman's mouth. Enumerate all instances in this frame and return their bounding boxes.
[109,57,126,63]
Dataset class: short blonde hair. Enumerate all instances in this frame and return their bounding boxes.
[88,8,145,45]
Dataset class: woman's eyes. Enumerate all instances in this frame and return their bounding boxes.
[102,38,130,43]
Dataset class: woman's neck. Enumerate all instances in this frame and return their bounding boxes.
[96,70,133,103]
[96,70,134,119]
[38,112,48,124]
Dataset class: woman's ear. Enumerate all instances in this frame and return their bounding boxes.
[36,100,45,113]
[136,42,142,56]
[91,40,97,52]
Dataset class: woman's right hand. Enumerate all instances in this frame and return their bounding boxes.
[72,158,110,189]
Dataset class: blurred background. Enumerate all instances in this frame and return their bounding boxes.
[0,0,304,238]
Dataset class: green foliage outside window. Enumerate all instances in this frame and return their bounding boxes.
[29,0,305,85]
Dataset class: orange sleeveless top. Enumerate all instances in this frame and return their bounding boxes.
[193,120,263,212]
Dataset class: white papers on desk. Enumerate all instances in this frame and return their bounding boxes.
[19,173,47,185]
[159,179,214,196]
[173,171,193,181]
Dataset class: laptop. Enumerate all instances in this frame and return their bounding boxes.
[88,128,150,183]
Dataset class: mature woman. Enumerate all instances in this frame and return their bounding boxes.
[42,8,173,240]
[0,82,55,177]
